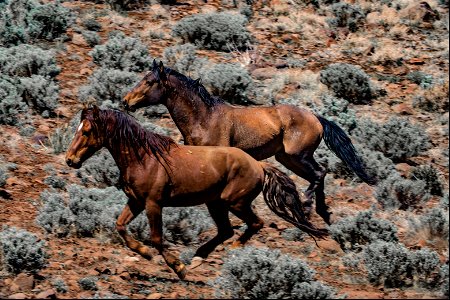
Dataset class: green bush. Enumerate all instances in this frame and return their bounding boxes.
[441,263,449,297]
[78,276,98,291]
[281,227,305,242]
[52,278,68,293]
[90,31,151,72]
[19,75,59,115]
[26,1,73,41]
[44,175,67,189]
[363,240,440,288]
[163,43,207,79]
[410,165,444,196]
[202,63,254,104]
[0,226,48,274]
[0,0,73,45]
[0,75,27,125]
[76,149,120,188]
[78,68,139,105]
[0,167,8,188]
[411,207,449,240]
[37,190,74,237]
[319,63,374,104]
[375,174,430,210]
[315,95,357,132]
[406,71,433,89]
[82,17,102,31]
[0,44,60,78]
[48,124,74,154]
[330,210,398,251]
[354,117,430,163]
[82,30,101,47]
[327,2,366,32]
[106,0,150,11]
[213,247,337,299]
[172,12,252,51]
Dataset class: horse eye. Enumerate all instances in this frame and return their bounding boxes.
[82,131,89,137]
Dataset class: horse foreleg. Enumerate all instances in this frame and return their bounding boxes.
[146,201,186,280]
[116,202,156,259]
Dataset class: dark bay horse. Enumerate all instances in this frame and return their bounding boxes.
[123,61,376,225]
[65,106,327,279]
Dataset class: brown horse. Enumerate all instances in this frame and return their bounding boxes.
[123,60,376,225]
[65,106,327,279]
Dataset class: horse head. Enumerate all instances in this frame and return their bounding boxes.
[123,60,169,111]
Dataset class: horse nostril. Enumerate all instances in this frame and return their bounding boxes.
[123,101,129,110]
[66,158,73,166]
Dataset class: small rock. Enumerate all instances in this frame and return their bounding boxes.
[395,163,412,177]
[8,293,28,299]
[392,103,414,115]
[10,274,34,292]
[71,33,88,47]
[123,256,140,262]
[36,289,56,299]
[168,292,179,299]
[146,292,163,299]
[119,272,130,280]
[317,239,343,254]
[80,68,92,76]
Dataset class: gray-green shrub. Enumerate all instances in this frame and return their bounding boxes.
[0,167,8,188]
[375,174,430,210]
[0,75,27,125]
[406,71,433,89]
[48,124,74,154]
[90,31,151,72]
[78,68,139,105]
[37,190,74,237]
[172,12,252,51]
[76,149,120,188]
[330,210,398,251]
[78,276,98,291]
[410,207,449,240]
[319,63,374,104]
[410,165,444,196]
[106,0,150,11]
[363,240,440,288]
[82,17,102,31]
[441,263,449,297]
[202,63,254,104]
[0,226,48,274]
[354,117,431,163]
[213,247,337,299]
[0,44,60,78]
[82,30,101,47]
[327,2,366,32]
[20,75,59,114]
[315,95,357,132]
[163,43,207,79]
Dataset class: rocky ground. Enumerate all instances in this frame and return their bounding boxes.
[0,0,448,299]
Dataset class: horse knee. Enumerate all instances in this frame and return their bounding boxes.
[116,223,126,236]
[220,228,235,240]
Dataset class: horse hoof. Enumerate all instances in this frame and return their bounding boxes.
[175,263,187,280]
[188,256,204,270]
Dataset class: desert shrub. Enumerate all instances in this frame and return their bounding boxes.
[375,174,430,210]
[327,2,366,32]
[330,210,398,251]
[36,185,212,244]
[82,17,102,31]
[0,226,48,274]
[26,1,74,41]
[354,146,396,182]
[441,194,449,210]
[406,71,433,89]
[0,75,27,125]
[172,12,252,51]
[353,117,431,163]
[163,43,207,79]
[37,190,74,237]
[410,165,444,196]
[319,63,374,104]
[213,247,336,299]
[19,75,59,115]
[78,68,139,105]
[52,278,68,293]
[0,0,72,45]
[281,227,305,242]
[315,95,357,132]
[78,276,98,291]
[441,263,449,297]
[76,149,120,187]
[44,175,67,189]
[106,0,150,11]
[0,44,60,78]
[411,207,449,240]
[0,167,8,188]
[48,123,74,154]
[202,63,254,104]
[82,30,101,47]
[90,31,151,72]
[363,240,440,288]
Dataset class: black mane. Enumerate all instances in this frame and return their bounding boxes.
[160,66,225,107]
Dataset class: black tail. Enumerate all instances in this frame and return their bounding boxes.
[316,115,377,185]
[262,163,328,240]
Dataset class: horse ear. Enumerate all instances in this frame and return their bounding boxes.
[152,59,158,70]
[158,61,167,80]
[92,104,100,120]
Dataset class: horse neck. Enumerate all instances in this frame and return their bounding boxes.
[164,78,215,140]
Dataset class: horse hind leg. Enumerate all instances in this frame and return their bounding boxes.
[229,203,264,248]
[275,152,331,225]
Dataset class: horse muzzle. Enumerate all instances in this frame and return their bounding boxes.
[66,157,82,169]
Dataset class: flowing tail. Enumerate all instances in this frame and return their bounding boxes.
[261,163,328,239]
[316,115,377,185]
